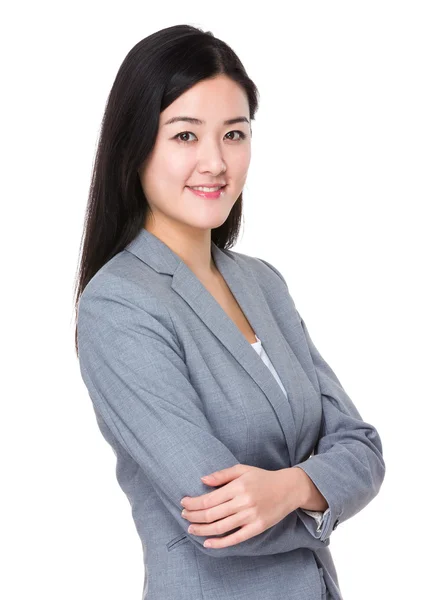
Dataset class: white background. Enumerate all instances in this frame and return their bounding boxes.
[1,2,425,598]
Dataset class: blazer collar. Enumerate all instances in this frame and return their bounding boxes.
[125,227,305,465]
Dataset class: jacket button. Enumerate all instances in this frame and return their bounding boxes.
[333,518,340,531]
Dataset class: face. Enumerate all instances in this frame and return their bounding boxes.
[138,74,251,236]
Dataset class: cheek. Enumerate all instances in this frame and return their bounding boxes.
[157,151,194,186]
[146,139,188,175]
[231,147,251,179]
[143,163,187,202]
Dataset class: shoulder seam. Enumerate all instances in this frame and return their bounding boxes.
[255,257,289,291]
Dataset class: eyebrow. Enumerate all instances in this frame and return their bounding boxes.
[163,116,250,127]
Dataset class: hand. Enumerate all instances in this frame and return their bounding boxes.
[180,464,305,549]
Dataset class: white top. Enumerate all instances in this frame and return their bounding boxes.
[250,334,325,532]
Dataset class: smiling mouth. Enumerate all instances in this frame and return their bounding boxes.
[187,185,226,191]
[186,185,227,198]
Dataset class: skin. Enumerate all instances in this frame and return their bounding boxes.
[138,73,251,280]
[180,465,328,549]
[138,74,328,548]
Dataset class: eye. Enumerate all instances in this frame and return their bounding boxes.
[225,130,247,141]
[173,130,247,143]
[174,131,197,143]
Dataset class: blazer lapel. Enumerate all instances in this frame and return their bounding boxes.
[125,227,303,465]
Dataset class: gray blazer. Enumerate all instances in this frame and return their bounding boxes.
[77,227,386,600]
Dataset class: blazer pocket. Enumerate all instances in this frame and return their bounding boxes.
[318,567,327,598]
[166,533,190,552]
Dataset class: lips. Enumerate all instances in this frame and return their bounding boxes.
[186,185,227,199]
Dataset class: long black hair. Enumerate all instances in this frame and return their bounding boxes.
[72,24,260,355]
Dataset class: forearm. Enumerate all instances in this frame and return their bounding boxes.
[184,466,331,557]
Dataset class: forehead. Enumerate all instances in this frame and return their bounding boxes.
[160,76,250,125]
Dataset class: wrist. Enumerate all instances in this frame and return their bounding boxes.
[290,466,312,508]
[291,466,329,511]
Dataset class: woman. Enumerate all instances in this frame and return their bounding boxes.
[74,24,385,600]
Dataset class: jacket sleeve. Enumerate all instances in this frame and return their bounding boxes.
[77,277,331,558]
[300,508,328,534]
[257,258,386,543]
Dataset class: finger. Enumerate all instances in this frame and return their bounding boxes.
[182,498,237,523]
[203,522,262,549]
[201,464,244,484]
[186,510,247,537]
[181,485,235,511]
[199,476,216,485]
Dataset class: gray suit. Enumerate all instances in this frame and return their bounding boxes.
[77,227,385,600]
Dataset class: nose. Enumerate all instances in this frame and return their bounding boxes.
[196,138,227,175]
